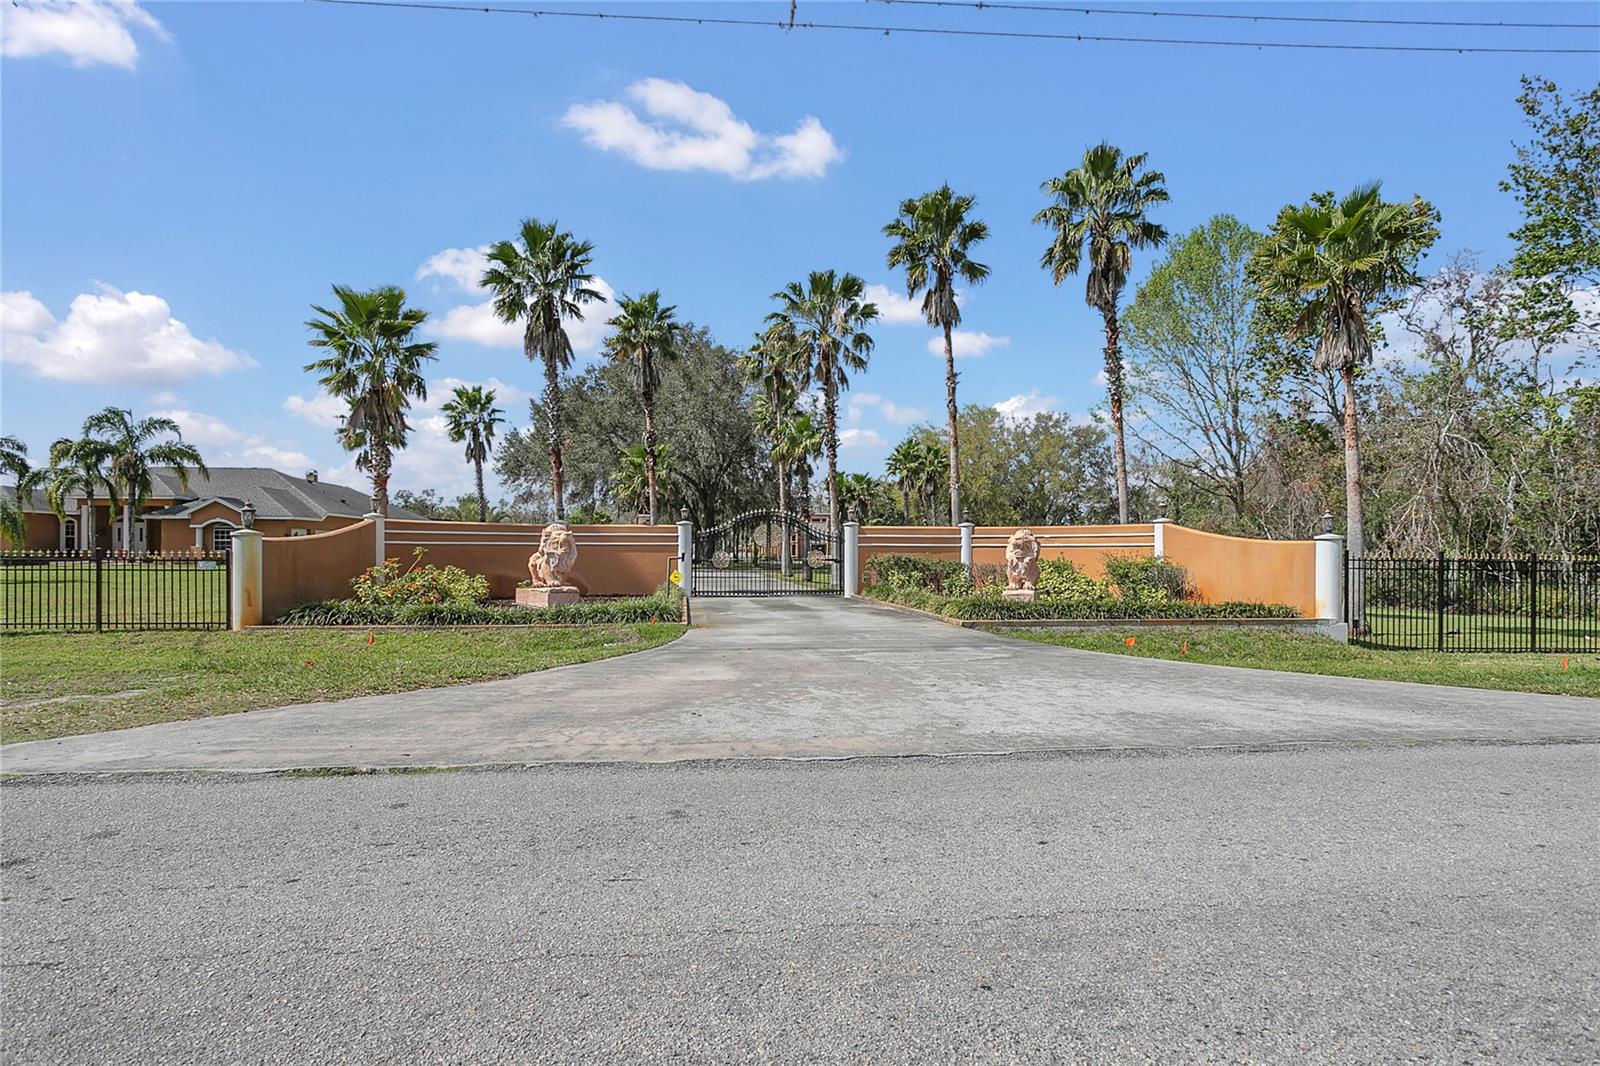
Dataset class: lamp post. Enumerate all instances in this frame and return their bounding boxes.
[241,500,256,530]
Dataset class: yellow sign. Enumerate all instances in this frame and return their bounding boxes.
[669,569,683,586]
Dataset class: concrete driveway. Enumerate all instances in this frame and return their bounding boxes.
[3,597,1595,774]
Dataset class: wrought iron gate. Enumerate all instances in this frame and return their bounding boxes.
[692,510,841,596]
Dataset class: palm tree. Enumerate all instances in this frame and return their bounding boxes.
[766,271,878,542]
[604,291,682,524]
[838,472,885,523]
[1,436,45,548]
[885,437,922,523]
[1035,143,1169,523]
[84,408,207,551]
[46,434,117,553]
[909,437,949,524]
[441,385,505,523]
[775,411,822,520]
[744,320,809,517]
[883,185,990,523]
[305,285,437,516]
[481,218,602,521]
[614,443,672,519]
[1250,183,1438,558]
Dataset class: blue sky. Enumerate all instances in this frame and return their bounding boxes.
[3,1,1596,499]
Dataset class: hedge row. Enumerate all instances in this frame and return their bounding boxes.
[277,588,683,626]
[865,582,1299,621]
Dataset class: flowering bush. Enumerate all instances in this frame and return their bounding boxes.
[350,548,489,607]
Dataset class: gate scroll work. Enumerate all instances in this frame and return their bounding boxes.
[691,510,842,596]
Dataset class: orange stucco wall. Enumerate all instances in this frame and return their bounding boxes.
[2,512,61,551]
[384,520,679,598]
[858,524,1157,580]
[261,520,377,621]
[1161,524,1316,615]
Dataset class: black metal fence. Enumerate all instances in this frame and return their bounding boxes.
[0,549,232,632]
[692,510,842,596]
[1346,552,1600,653]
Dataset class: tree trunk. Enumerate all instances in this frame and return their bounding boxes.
[85,490,95,553]
[1103,308,1130,524]
[1341,363,1365,557]
[824,376,841,574]
[901,482,910,524]
[643,382,658,525]
[777,459,791,575]
[543,353,565,521]
[473,457,487,523]
[122,496,131,553]
[942,319,962,524]
[371,445,391,518]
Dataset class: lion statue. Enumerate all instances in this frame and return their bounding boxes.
[529,522,579,588]
[1005,528,1041,591]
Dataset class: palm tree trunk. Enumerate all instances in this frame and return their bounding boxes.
[371,445,391,517]
[824,377,840,539]
[1103,308,1130,524]
[777,460,791,575]
[543,353,565,521]
[122,493,131,553]
[85,489,96,553]
[473,457,487,523]
[901,481,910,524]
[1341,364,1365,557]
[942,319,962,524]
[643,383,658,525]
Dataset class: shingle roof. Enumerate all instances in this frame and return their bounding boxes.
[14,469,424,521]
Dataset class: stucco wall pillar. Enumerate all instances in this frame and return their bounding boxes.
[959,522,975,570]
[230,528,263,630]
[1314,532,1346,623]
[842,521,860,598]
[367,511,385,568]
[1151,516,1171,559]
[676,516,694,598]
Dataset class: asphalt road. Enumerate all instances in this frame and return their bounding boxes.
[4,743,1597,1063]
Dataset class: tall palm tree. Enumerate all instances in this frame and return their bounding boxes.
[838,472,885,524]
[604,291,682,524]
[481,218,602,521]
[441,385,504,523]
[910,437,949,525]
[885,437,922,524]
[614,443,672,519]
[305,285,437,516]
[1035,143,1169,523]
[766,271,878,542]
[46,434,117,553]
[1250,182,1438,558]
[883,185,990,523]
[1,435,45,548]
[744,320,808,517]
[775,411,822,521]
[84,408,207,551]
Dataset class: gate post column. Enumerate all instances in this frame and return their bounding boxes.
[1314,532,1345,624]
[959,522,974,570]
[842,521,860,598]
[230,528,263,630]
[366,510,385,568]
[676,514,694,598]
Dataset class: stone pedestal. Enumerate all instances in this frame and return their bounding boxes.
[1002,588,1038,603]
[516,586,580,608]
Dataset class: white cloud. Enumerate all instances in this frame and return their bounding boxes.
[994,389,1060,421]
[0,0,167,69]
[1,286,255,387]
[839,427,886,451]
[153,409,314,473]
[415,245,490,292]
[426,276,616,354]
[562,78,841,181]
[864,283,968,326]
[929,330,1009,359]
[282,391,346,428]
[850,392,927,426]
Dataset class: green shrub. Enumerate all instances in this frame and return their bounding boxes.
[1103,556,1194,602]
[865,582,1297,621]
[1036,559,1106,600]
[279,587,682,626]
[350,548,490,607]
[863,554,971,594]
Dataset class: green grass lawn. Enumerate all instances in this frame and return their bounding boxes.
[0,624,685,744]
[1,561,228,630]
[994,626,1600,698]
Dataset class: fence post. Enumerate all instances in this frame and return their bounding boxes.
[1151,516,1171,559]
[1529,552,1539,653]
[959,522,975,570]
[94,548,104,633]
[229,528,263,630]
[1314,532,1345,628]
[1436,549,1446,653]
[842,521,860,598]
[366,510,385,568]
[676,514,694,599]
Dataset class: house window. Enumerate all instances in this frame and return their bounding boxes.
[289,528,308,537]
[63,518,78,552]
[211,524,235,552]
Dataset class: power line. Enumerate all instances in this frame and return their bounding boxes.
[306,0,1600,54]
[869,0,1600,32]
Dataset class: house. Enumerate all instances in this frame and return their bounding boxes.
[2,468,423,553]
